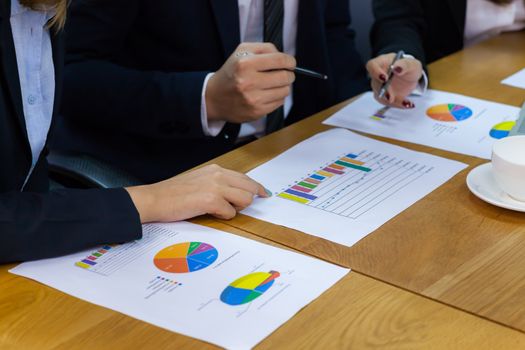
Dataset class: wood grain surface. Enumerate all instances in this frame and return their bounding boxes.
[202,32,525,332]
[1,219,524,349]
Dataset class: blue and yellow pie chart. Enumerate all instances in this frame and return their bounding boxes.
[220,270,280,306]
[489,121,516,139]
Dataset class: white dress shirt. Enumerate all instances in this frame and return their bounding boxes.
[465,0,525,47]
[10,0,55,185]
[201,0,299,138]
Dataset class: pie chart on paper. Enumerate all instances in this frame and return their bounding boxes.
[426,104,473,122]
[153,242,218,273]
[489,121,516,139]
[220,270,280,306]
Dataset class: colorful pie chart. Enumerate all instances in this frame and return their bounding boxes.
[489,121,516,139]
[153,242,218,273]
[426,104,473,122]
[220,270,280,306]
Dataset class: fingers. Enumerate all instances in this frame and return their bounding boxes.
[392,58,423,81]
[222,187,256,211]
[373,86,415,109]
[368,54,422,83]
[247,52,296,72]
[208,196,238,220]
[204,184,262,220]
[368,54,422,110]
[237,86,289,118]
[366,55,391,82]
[256,69,295,89]
[256,85,290,105]
[216,168,269,198]
[237,42,279,55]
[226,175,269,199]
[201,165,270,198]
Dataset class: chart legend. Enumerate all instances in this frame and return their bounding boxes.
[154,242,218,273]
[370,106,390,121]
[220,271,280,306]
[145,276,183,299]
[75,245,115,269]
[490,121,516,139]
[426,104,473,122]
[74,226,179,276]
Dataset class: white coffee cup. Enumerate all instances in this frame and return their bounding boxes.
[492,135,525,201]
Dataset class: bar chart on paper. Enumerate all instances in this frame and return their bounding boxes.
[277,151,432,220]
[243,129,467,247]
[75,226,179,276]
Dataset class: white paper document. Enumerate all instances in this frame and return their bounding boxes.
[502,68,525,89]
[242,129,467,247]
[323,90,520,159]
[10,222,348,350]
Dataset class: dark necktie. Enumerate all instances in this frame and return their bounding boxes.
[264,0,285,134]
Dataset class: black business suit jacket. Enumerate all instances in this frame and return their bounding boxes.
[0,0,141,263]
[55,0,369,183]
[371,0,467,64]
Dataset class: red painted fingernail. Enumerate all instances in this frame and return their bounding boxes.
[394,66,403,74]
[379,74,387,82]
[403,101,415,109]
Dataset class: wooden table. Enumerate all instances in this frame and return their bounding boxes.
[207,31,525,334]
[2,33,525,349]
[1,220,524,349]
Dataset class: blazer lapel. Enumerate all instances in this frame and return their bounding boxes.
[447,0,467,34]
[209,0,240,59]
[0,0,29,142]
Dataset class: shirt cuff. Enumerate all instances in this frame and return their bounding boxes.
[402,54,428,96]
[413,70,428,96]
[201,72,226,137]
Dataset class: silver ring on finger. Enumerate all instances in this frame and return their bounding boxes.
[235,51,251,58]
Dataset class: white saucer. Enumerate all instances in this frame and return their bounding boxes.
[466,163,525,212]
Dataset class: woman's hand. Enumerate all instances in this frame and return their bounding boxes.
[366,53,424,109]
[125,164,270,223]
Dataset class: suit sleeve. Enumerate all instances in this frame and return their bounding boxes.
[0,188,142,263]
[324,0,369,102]
[61,0,210,140]
[371,0,427,64]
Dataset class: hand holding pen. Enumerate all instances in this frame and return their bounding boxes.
[378,50,405,100]
[366,51,424,109]
[206,43,296,124]
[206,43,327,126]
[235,49,328,80]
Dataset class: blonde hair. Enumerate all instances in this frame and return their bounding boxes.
[18,0,68,30]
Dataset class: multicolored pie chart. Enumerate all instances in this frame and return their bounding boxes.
[489,121,516,139]
[154,242,218,273]
[220,270,280,306]
[426,104,473,122]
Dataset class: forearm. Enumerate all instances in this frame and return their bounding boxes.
[371,0,427,63]
[62,60,211,140]
[325,0,369,101]
[0,188,141,263]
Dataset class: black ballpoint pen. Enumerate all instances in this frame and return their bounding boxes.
[236,50,328,80]
[292,67,328,80]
